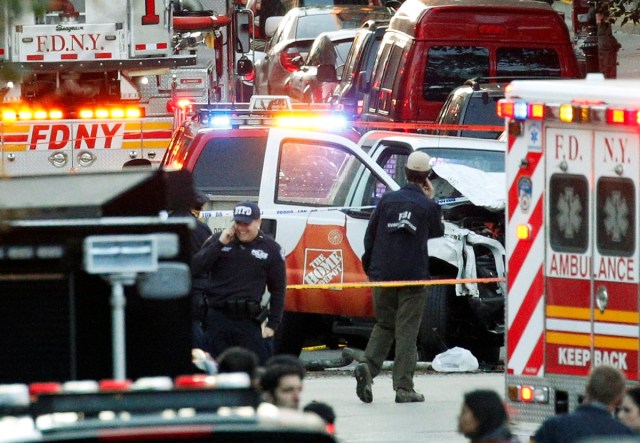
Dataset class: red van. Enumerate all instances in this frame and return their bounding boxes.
[361,0,580,124]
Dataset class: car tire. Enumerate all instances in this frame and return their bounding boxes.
[418,283,451,361]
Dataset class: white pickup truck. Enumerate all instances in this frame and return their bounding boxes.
[162,112,506,363]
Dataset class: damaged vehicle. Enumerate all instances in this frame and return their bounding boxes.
[359,132,506,363]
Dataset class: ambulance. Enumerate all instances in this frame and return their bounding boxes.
[499,75,640,421]
[0,0,230,175]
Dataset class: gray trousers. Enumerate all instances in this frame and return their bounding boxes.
[363,285,427,391]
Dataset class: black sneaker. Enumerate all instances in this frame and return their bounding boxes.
[395,388,425,403]
[354,363,373,403]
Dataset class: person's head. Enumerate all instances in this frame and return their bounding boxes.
[193,189,209,212]
[217,346,259,378]
[458,390,508,439]
[585,365,626,409]
[405,151,431,185]
[233,201,261,242]
[260,361,305,409]
[618,387,640,430]
[303,401,336,434]
[265,354,306,374]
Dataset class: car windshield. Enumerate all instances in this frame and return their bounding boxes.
[420,147,504,173]
[460,95,504,139]
[295,11,389,39]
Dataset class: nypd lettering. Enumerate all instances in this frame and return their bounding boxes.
[558,347,628,370]
[235,205,253,217]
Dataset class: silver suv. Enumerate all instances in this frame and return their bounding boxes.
[434,79,506,139]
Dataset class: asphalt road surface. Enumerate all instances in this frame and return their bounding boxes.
[298,349,537,443]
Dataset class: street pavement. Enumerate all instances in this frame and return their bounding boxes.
[298,350,538,443]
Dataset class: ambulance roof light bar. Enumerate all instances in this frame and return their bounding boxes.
[498,99,640,126]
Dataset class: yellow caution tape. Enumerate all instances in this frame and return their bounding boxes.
[287,277,504,290]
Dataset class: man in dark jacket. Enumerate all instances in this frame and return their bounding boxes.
[355,151,444,404]
[534,365,635,442]
[192,201,286,364]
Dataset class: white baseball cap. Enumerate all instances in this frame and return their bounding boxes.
[406,151,432,172]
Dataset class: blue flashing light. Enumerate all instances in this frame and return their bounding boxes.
[209,115,232,129]
[513,102,528,120]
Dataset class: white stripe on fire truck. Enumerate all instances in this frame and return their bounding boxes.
[509,296,544,375]
[546,318,640,338]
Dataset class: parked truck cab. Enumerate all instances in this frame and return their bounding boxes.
[361,0,580,124]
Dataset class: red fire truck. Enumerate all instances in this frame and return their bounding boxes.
[0,0,231,175]
[500,75,639,421]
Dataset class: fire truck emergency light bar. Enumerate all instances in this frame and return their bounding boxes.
[497,99,640,126]
[0,106,144,122]
[197,109,348,131]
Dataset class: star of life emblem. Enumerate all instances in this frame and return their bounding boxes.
[556,186,582,239]
[603,190,629,242]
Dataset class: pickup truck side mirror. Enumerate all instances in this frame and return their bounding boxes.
[356,71,370,93]
[237,56,254,76]
[317,64,338,83]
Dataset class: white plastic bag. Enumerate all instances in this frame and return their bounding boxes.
[431,347,479,372]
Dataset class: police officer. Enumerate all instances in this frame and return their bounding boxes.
[355,151,444,404]
[192,201,286,364]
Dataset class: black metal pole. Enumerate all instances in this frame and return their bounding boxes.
[582,0,600,74]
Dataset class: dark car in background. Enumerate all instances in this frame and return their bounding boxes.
[286,29,358,103]
[253,5,393,96]
[330,19,388,118]
[433,80,506,139]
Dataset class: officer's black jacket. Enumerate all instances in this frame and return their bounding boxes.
[362,183,444,281]
[191,231,286,330]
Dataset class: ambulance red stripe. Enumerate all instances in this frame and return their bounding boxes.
[507,197,543,288]
[508,267,543,360]
[524,334,544,375]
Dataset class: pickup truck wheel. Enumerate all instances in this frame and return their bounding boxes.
[470,343,501,365]
[274,312,306,356]
[418,283,452,361]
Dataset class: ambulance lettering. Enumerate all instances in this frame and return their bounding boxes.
[595,256,635,281]
[549,253,590,278]
[36,33,101,53]
[558,347,628,370]
[602,135,631,164]
[29,123,124,150]
[554,133,582,161]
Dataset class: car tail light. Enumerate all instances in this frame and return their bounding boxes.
[280,52,301,73]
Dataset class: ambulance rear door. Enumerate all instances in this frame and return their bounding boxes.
[545,123,639,381]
